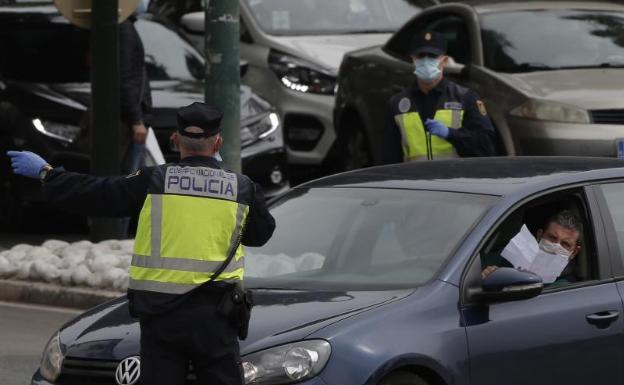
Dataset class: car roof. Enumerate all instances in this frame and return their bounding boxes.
[460,1,624,14]
[300,157,624,196]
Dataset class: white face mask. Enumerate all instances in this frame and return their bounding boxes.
[538,239,572,258]
[413,57,442,81]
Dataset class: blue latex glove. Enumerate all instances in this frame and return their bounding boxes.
[6,151,48,179]
[425,119,450,139]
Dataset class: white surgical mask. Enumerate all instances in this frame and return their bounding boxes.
[214,152,223,162]
[413,57,442,81]
[538,239,572,258]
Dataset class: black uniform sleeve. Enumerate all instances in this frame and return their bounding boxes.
[242,183,275,247]
[41,167,152,218]
[446,90,497,157]
[381,97,404,165]
[119,20,144,126]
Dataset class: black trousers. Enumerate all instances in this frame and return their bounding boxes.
[139,289,243,385]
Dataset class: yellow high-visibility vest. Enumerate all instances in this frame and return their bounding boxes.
[129,164,251,295]
[394,109,464,161]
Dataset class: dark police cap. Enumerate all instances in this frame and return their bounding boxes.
[177,102,223,138]
[410,31,447,56]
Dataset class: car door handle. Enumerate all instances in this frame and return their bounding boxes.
[586,311,620,328]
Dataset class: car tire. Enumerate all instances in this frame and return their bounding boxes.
[378,371,429,385]
[342,128,372,171]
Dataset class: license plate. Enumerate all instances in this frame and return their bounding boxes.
[618,138,624,159]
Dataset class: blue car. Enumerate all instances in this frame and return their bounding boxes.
[33,157,624,385]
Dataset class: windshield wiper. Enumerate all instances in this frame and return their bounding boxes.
[515,62,555,72]
[554,62,624,70]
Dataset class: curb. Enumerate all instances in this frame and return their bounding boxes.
[0,279,122,310]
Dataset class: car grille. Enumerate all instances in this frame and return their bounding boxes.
[590,109,624,124]
[58,358,118,384]
[57,357,196,384]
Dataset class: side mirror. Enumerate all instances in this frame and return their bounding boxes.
[444,56,466,77]
[470,267,543,303]
[180,12,204,35]
[240,61,249,78]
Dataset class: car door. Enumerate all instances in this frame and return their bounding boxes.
[595,181,624,324]
[462,186,624,385]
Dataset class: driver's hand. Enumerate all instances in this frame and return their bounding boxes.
[481,265,498,279]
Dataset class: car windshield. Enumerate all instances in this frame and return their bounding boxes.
[244,0,419,36]
[135,18,204,81]
[0,17,203,83]
[245,187,496,290]
[481,10,624,73]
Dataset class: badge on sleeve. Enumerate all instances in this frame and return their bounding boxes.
[476,100,487,116]
[398,97,411,113]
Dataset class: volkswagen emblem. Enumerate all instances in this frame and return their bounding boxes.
[115,356,141,385]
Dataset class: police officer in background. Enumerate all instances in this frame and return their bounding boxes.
[7,102,276,385]
[382,31,497,164]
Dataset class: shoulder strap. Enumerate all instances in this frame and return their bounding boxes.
[208,205,249,283]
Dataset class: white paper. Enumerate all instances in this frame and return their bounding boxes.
[500,225,569,283]
[145,127,166,165]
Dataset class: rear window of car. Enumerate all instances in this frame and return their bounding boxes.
[246,187,497,290]
[481,9,624,73]
[244,0,419,36]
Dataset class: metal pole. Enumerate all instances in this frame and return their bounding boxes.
[90,0,121,241]
[205,0,241,172]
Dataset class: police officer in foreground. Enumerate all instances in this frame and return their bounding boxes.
[382,31,497,164]
[7,102,276,385]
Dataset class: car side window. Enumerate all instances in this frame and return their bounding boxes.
[599,183,624,263]
[384,13,471,64]
[479,189,599,289]
[426,15,471,64]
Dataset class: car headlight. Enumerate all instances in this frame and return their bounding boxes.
[509,100,590,124]
[39,332,65,382]
[241,112,280,148]
[268,50,337,95]
[33,118,81,143]
[242,340,331,384]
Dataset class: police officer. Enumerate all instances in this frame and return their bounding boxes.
[382,31,497,163]
[6,102,275,385]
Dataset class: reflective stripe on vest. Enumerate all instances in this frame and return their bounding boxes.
[394,109,464,161]
[129,193,249,294]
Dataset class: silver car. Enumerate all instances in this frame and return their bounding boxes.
[335,1,624,164]
[180,0,422,168]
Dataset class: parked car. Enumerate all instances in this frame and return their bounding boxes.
[0,5,288,227]
[31,156,624,385]
[335,1,624,168]
[176,0,423,170]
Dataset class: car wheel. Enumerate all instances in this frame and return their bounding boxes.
[342,128,372,171]
[378,371,429,385]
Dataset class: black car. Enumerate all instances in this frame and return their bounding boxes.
[333,1,624,170]
[31,157,624,385]
[0,5,288,227]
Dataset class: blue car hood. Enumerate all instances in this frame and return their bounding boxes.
[59,289,413,360]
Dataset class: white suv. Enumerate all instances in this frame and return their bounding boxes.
[180,0,421,169]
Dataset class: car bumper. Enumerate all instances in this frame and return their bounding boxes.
[508,117,624,157]
[31,368,331,385]
[249,73,336,166]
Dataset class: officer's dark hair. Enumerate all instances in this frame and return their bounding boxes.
[544,210,582,234]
